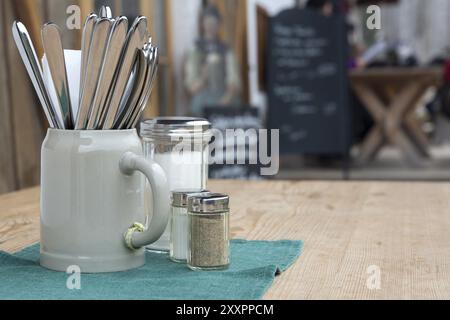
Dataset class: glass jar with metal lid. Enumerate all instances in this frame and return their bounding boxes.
[141,117,212,252]
[187,193,230,271]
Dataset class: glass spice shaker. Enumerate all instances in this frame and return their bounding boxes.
[170,189,209,263]
[187,193,230,271]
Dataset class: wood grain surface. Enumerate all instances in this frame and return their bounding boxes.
[0,0,18,194]
[1,180,450,299]
[0,0,46,194]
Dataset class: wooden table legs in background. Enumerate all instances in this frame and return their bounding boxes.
[351,72,440,166]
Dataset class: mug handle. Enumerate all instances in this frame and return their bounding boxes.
[119,152,169,250]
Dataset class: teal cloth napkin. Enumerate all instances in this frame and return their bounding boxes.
[0,239,302,300]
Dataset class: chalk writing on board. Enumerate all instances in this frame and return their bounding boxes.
[273,85,313,104]
[204,107,263,179]
[267,9,350,155]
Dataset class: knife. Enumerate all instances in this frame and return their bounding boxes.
[79,13,97,104]
[75,18,112,129]
[87,16,128,129]
[103,16,148,129]
[42,23,74,129]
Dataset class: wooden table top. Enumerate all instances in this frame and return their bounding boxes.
[1,179,450,300]
[349,67,443,84]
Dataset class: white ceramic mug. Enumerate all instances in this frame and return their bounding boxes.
[40,129,169,273]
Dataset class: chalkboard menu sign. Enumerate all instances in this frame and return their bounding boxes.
[203,107,263,180]
[267,9,350,155]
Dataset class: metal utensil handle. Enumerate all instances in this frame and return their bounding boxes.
[12,21,62,129]
[42,23,74,129]
[103,16,148,130]
[79,14,97,103]
[76,18,112,129]
[114,49,149,129]
[90,17,128,129]
[99,5,113,19]
[128,46,159,129]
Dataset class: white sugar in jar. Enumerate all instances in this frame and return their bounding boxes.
[141,118,212,252]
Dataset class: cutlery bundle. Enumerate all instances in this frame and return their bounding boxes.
[12,6,158,130]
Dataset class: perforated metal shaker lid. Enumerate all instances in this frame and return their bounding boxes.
[188,193,229,213]
[171,189,209,207]
[140,117,212,140]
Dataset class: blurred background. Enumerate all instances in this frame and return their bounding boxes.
[2,0,450,195]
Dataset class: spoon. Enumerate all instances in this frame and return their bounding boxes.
[12,21,62,128]
[113,48,149,129]
[118,62,139,118]
[128,45,159,129]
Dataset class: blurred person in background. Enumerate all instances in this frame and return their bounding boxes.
[184,5,242,116]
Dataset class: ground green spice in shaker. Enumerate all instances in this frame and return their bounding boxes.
[187,193,230,270]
